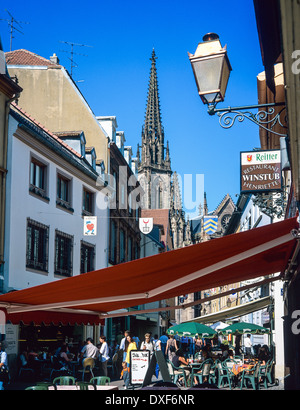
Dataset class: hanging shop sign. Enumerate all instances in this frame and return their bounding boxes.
[139,218,153,235]
[203,215,218,235]
[240,150,282,193]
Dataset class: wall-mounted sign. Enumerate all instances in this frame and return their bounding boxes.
[139,218,153,234]
[240,150,282,193]
[83,216,97,236]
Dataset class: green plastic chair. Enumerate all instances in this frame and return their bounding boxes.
[90,376,111,385]
[25,385,51,390]
[36,381,55,388]
[257,362,268,389]
[216,360,235,389]
[53,376,76,385]
[191,359,214,386]
[265,359,275,385]
[240,362,261,390]
[167,360,188,387]
[76,381,96,390]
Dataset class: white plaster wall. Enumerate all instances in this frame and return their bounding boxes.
[4,117,109,292]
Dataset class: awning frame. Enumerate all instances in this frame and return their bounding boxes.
[99,275,281,319]
[0,217,297,325]
[2,230,292,317]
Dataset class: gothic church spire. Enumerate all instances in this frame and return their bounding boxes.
[139,49,170,171]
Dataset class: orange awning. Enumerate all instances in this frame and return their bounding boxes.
[0,217,298,324]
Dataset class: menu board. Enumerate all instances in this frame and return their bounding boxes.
[130,350,150,385]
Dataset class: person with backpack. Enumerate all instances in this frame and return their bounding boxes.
[166,335,178,361]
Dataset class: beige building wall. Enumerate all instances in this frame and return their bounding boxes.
[7,66,108,168]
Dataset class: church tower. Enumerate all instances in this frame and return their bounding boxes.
[137,50,187,250]
[137,49,172,210]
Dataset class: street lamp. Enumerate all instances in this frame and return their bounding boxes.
[188,33,287,137]
[188,33,232,110]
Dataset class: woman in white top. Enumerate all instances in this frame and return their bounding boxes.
[141,333,155,354]
[99,335,110,376]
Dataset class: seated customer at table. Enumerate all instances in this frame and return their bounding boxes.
[172,349,191,386]
[59,345,72,367]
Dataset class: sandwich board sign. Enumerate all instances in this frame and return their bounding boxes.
[130,350,150,386]
[142,350,172,387]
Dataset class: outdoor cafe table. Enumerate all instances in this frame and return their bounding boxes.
[48,385,119,390]
[231,363,255,376]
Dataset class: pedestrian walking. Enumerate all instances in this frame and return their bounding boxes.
[166,335,178,361]
[244,334,252,357]
[141,333,155,355]
[120,361,130,389]
[159,332,168,357]
[119,330,130,362]
[125,334,137,368]
[0,343,9,390]
[99,335,110,376]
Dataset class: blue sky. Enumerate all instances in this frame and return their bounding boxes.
[1,0,264,217]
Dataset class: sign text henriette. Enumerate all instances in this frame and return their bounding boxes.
[240,150,282,193]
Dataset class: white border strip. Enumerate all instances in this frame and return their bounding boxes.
[147,233,293,298]
[6,293,147,314]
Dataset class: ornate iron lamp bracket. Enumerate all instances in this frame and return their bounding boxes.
[208,102,288,137]
[251,187,288,219]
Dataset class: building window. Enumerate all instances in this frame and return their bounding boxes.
[81,241,95,274]
[54,230,73,277]
[29,158,49,200]
[82,188,94,215]
[193,291,202,317]
[128,237,132,261]
[120,229,125,263]
[26,218,49,272]
[109,220,117,264]
[57,173,73,212]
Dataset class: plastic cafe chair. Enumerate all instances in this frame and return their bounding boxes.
[216,360,235,389]
[25,385,54,390]
[106,353,118,377]
[90,376,110,386]
[167,360,188,387]
[36,381,56,389]
[265,359,275,385]
[18,367,35,381]
[257,361,269,389]
[53,376,77,385]
[191,359,213,387]
[240,362,261,390]
[208,360,218,385]
[78,357,95,381]
[76,381,96,390]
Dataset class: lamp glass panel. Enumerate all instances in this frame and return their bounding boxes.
[219,58,231,100]
[192,56,224,103]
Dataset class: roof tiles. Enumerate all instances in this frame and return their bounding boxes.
[5,49,59,67]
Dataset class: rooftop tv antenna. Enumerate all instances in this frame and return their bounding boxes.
[0,10,30,51]
[59,41,92,77]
